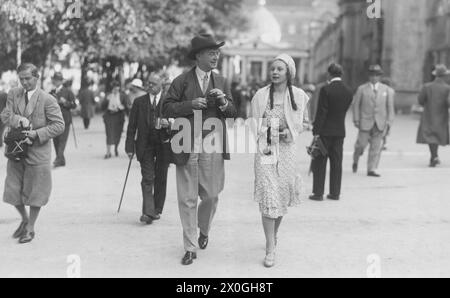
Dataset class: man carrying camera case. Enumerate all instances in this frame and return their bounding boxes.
[0,63,64,244]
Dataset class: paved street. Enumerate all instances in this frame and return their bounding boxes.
[1,113,450,278]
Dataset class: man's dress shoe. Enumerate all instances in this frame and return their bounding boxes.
[151,214,161,221]
[181,252,197,266]
[140,215,153,225]
[19,231,35,244]
[352,163,358,173]
[13,221,28,239]
[367,171,381,177]
[309,195,324,201]
[198,233,209,250]
[327,195,340,201]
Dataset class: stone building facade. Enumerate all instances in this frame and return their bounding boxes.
[221,0,338,85]
[312,0,430,111]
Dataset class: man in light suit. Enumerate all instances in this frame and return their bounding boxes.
[1,63,65,244]
[352,65,395,177]
[163,34,236,266]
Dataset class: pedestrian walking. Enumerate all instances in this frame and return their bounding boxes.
[50,72,77,168]
[78,81,96,130]
[125,73,171,224]
[0,90,6,147]
[250,54,310,267]
[127,78,147,107]
[102,81,130,159]
[0,63,65,244]
[416,64,450,167]
[380,77,395,151]
[163,33,236,266]
[352,65,395,177]
[309,63,353,202]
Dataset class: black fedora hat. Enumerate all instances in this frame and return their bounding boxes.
[188,34,225,60]
[368,64,384,76]
[52,72,64,81]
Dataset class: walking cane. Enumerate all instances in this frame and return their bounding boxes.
[117,153,134,213]
[71,123,78,149]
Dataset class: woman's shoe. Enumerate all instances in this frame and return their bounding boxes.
[104,153,112,160]
[19,230,35,244]
[264,252,276,268]
[115,147,119,157]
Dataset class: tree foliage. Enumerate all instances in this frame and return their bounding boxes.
[0,0,247,78]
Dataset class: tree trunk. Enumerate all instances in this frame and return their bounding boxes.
[16,25,22,67]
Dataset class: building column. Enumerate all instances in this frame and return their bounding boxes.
[241,55,248,85]
[262,59,268,83]
[222,56,229,79]
[228,56,235,81]
[298,58,306,85]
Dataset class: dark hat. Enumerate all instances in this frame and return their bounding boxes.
[368,64,384,76]
[188,34,225,60]
[52,72,64,81]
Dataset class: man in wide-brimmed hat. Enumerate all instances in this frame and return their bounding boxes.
[416,64,450,167]
[51,72,77,168]
[352,64,395,177]
[163,33,236,265]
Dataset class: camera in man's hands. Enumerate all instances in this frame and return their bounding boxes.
[207,89,224,108]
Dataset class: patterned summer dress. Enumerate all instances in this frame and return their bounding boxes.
[254,100,303,219]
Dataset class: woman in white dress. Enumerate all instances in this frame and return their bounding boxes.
[251,54,310,267]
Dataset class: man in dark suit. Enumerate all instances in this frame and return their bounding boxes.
[0,90,7,147]
[163,34,236,265]
[125,73,171,225]
[50,72,77,167]
[309,63,353,201]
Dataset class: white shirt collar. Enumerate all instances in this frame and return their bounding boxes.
[330,77,342,83]
[27,87,38,99]
[196,67,211,82]
[150,91,162,105]
[371,82,380,90]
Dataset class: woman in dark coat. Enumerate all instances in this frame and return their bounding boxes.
[416,64,450,167]
[102,81,130,159]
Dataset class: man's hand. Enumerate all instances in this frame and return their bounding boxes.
[192,98,207,110]
[23,130,37,145]
[160,119,170,129]
[209,89,227,106]
[18,117,30,128]
[127,152,134,159]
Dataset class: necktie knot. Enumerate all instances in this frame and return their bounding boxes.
[202,74,209,93]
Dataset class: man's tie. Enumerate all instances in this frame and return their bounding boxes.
[202,73,209,94]
[152,95,157,110]
[25,91,29,106]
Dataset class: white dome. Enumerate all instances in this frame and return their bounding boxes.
[249,1,282,44]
